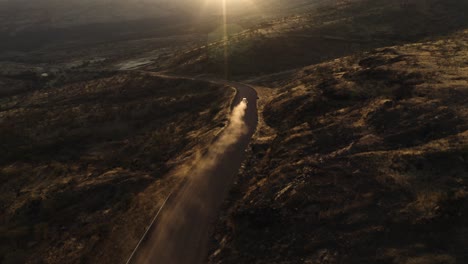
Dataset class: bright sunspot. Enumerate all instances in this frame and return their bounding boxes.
[198,0,262,78]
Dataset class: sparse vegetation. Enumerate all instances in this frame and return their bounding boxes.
[0,0,467,263]
[209,30,468,263]
[0,72,233,264]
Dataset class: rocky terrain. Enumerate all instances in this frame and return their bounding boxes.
[0,72,234,264]
[209,30,468,263]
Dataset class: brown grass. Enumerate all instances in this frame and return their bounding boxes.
[209,30,468,264]
[0,72,234,264]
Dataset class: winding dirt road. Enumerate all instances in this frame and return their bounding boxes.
[127,77,258,264]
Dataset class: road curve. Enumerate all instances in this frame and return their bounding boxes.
[127,76,258,264]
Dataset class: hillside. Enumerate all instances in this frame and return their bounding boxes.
[209,30,468,263]
[164,0,468,77]
[0,72,234,264]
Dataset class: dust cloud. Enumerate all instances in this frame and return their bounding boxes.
[135,100,249,264]
[193,100,248,174]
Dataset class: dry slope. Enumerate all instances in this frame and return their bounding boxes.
[167,0,468,77]
[209,30,468,263]
[0,72,233,264]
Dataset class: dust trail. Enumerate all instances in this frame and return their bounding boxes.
[190,100,248,174]
[171,99,248,179]
[137,100,249,264]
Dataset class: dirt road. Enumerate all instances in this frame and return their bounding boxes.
[127,77,258,264]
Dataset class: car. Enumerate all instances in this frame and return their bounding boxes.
[242,98,248,104]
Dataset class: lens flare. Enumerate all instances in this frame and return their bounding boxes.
[222,0,229,78]
[199,0,262,78]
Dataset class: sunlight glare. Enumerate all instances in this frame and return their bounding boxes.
[199,0,263,78]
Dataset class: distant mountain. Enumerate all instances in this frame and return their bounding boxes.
[0,0,194,32]
[0,0,327,54]
[0,0,323,33]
